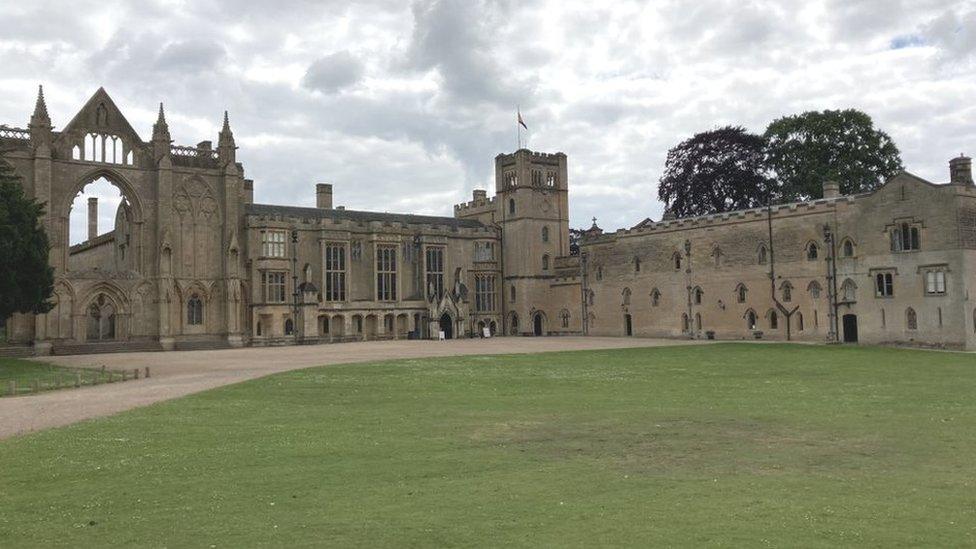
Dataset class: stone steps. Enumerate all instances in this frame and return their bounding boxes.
[52,340,163,356]
[0,346,34,359]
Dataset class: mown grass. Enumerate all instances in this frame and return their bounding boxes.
[1,344,975,547]
[0,357,118,396]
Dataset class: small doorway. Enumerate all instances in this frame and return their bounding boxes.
[439,312,454,340]
[624,314,633,336]
[843,314,858,343]
[533,313,544,336]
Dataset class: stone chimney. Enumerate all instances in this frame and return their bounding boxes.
[473,189,487,201]
[243,179,254,203]
[316,183,333,209]
[950,154,973,186]
[87,197,98,240]
[197,140,212,151]
[822,180,840,199]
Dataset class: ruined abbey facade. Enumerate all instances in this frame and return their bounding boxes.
[2,87,975,354]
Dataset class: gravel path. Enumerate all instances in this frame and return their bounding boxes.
[0,337,706,440]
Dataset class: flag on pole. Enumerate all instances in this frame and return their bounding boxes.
[517,109,527,130]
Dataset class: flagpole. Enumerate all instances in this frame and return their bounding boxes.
[517,105,522,150]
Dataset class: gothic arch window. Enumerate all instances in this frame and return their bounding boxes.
[256,320,263,336]
[808,280,822,299]
[509,198,516,215]
[681,313,690,332]
[595,264,603,281]
[510,284,516,303]
[285,318,295,335]
[71,145,81,160]
[757,244,768,265]
[82,132,130,165]
[542,226,549,242]
[796,312,804,331]
[673,252,682,270]
[650,288,660,307]
[587,290,595,306]
[622,287,631,306]
[711,245,722,267]
[841,238,855,257]
[560,309,570,328]
[695,313,702,331]
[187,294,203,325]
[542,254,550,271]
[693,286,703,305]
[768,309,779,330]
[745,309,758,330]
[546,172,557,187]
[806,242,819,261]
[906,307,917,330]
[735,283,747,303]
[781,281,793,302]
[890,222,920,252]
[841,278,857,302]
[633,256,641,272]
[509,312,519,335]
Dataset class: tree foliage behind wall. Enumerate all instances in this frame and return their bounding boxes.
[764,109,904,201]
[657,126,773,218]
[0,161,54,322]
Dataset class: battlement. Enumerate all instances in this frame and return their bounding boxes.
[584,194,869,246]
[495,148,566,166]
[454,193,497,214]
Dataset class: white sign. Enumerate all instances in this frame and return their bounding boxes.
[482,327,491,338]
[438,330,446,340]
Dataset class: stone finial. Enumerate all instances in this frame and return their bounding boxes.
[152,102,170,142]
[30,85,51,127]
[219,110,235,143]
[949,154,973,186]
[218,110,236,165]
[822,180,841,199]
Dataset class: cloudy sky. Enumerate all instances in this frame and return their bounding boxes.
[2,0,975,235]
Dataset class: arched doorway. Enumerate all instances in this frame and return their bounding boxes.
[624,314,633,336]
[85,294,117,341]
[533,313,544,336]
[843,314,858,343]
[439,312,454,339]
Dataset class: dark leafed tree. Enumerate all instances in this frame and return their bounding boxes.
[0,162,54,321]
[657,126,774,218]
[764,109,903,201]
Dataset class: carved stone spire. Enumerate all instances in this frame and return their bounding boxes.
[29,85,51,129]
[218,110,236,164]
[152,102,170,142]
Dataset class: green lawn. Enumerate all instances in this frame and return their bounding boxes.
[0,357,115,396]
[2,344,975,547]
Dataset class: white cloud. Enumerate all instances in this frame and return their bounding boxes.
[1,0,975,232]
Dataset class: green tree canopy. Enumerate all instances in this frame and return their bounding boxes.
[0,161,54,321]
[657,126,774,218]
[764,109,903,201]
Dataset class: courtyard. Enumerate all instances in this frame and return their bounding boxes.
[2,342,975,546]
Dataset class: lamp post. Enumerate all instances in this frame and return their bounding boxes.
[684,239,692,338]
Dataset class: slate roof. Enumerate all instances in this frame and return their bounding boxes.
[246,203,487,229]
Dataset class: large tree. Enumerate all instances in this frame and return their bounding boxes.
[657,126,773,218]
[764,109,903,201]
[0,162,54,322]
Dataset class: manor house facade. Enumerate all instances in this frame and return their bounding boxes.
[1,87,975,354]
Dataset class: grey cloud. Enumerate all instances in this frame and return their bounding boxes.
[402,0,539,107]
[303,51,365,93]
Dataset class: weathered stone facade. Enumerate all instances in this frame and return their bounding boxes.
[1,87,974,353]
[580,161,976,350]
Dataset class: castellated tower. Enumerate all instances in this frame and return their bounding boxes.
[454,149,570,335]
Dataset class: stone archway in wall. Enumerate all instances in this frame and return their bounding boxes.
[56,168,147,276]
[439,312,454,339]
[79,284,128,342]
